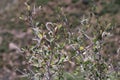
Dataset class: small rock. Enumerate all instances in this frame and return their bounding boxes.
[9,42,20,51]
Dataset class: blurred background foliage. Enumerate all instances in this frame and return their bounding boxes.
[0,0,119,80]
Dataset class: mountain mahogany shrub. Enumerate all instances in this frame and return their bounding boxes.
[20,2,119,80]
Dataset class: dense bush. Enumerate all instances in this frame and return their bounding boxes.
[20,1,119,80]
